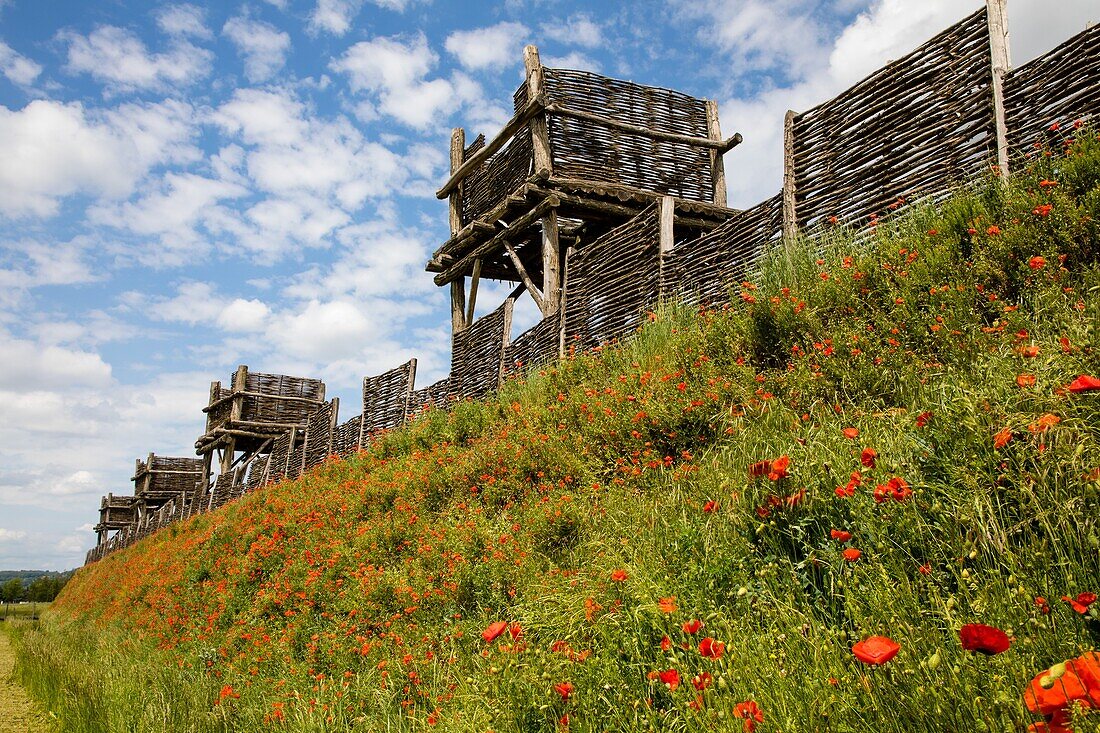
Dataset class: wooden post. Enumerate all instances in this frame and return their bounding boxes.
[986,0,1011,178]
[658,196,675,298]
[782,110,798,240]
[449,127,469,343]
[705,100,727,207]
[497,298,514,390]
[465,259,482,324]
[559,245,574,358]
[541,209,561,317]
[524,45,553,176]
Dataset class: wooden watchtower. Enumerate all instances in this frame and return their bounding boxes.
[429,45,741,340]
[95,493,137,546]
[194,365,327,496]
[132,453,202,520]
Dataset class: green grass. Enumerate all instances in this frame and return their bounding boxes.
[15,131,1100,732]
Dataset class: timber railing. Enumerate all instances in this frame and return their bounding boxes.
[84,3,1099,564]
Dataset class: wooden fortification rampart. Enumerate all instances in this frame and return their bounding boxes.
[85,1,1099,564]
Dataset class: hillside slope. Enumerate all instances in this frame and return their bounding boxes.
[19,133,1100,733]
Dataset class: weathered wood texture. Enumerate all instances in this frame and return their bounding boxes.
[462,130,533,224]
[1004,23,1100,157]
[409,378,452,416]
[791,8,993,230]
[132,454,202,505]
[663,194,783,306]
[303,398,338,470]
[334,415,363,457]
[564,204,661,349]
[503,313,561,379]
[361,360,417,443]
[451,301,513,400]
[244,454,270,492]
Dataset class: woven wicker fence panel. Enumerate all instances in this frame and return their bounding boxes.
[334,415,362,456]
[286,442,305,481]
[542,68,714,202]
[664,193,783,306]
[463,126,533,223]
[792,8,993,230]
[1004,24,1100,157]
[144,456,203,498]
[453,301,511,401]
[363,360,416,437]
[503,313,560,379]
[409,378,452,416]
[303,400,338,470]
[267,431,293,485]
[209,473,234,510]
[240,372,325,425]
[206,385,233,432]
[244,454,269,492]
[564,205,661,350]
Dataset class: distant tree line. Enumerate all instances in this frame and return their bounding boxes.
[0,572,72,603]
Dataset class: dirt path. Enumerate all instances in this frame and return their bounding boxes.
[0,625,55,733]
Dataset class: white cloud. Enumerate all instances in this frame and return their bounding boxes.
[0,528,27,541]
[544,51,600,73]
[445,22,529,71]
[309,0,363,35]
[0,40,42,85]
[0,98,198,219]
[332,34,486,128]
[155,4,212,40]
[223,14,292,83]
[61,25,213,92]
[0,333,112,391]
[540,14,603,48]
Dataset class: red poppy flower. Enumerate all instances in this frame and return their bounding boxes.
[748,460,770,478]
[702,500,718,513]
[692,672,713,691]
[887,476,911,502]
[993,427,1013,449]
[916,411,933,428]
[1016,373,1037,388]
[1061,592,1096,614]
[1067,375,1100,393]
[1024,652,1100,723]
[852,636,900,665]
[1018,345,1040,358]
[682,619,704,635]
[842,548,862,562]
[959,623,1011,655]
[554,681,574,700]
[482,621,508,643]
[987,225,1001,236]
[509,623,523,640]
[658,597,677,614]
[1031,207,1052,220]
[860,447,877,468]
[658,669,680,690]
[842,427,859,439]
[830,529,852,542]
[699,637,725,659]
[768,455,790,480]
[611,568,628,582]
[660,635,672,651]
[918,563,932,576]
[733,700,764,732]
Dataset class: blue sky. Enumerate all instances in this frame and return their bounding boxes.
[0,0,1095,570]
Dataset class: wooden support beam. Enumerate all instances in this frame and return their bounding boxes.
[449,127,465,232]
[450,279,466,335]
[658,196,675,294]
[434,195,560,286]
[986,0,1011,178]
[546,102,743,154]
[525,46,553,176]
[541,209,561,317]
[502,241,546,312]
[496,298,515,389]
[782,110,798,240]
[436,98,545,199]
[465,258,482,325]
[705,100,728,206]
[560,245,574,358]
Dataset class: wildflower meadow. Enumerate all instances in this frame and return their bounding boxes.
[14,130,1100,732]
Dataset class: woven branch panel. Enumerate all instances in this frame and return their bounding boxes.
[266,430,294,486]
[240,371,326,426]
[1004,24,1100,157]
[133,455,202,500]
[408,378,452,416]
[463,127,533,224]
[334,416,362,457]
[303,399,339,471]
[205,384,233,432]
[209,472,235,510]
[564,205,661,350]
[244,454,270,492]
[664,194,783,306]
[541,68,715,203]
[286,442,305,481]
[503,313,560,379]
[452,301,512,401]
[792,8,993,230]
[362,360,417,438]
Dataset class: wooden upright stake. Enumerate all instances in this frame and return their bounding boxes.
[705,100,728,207]
[986,0,1011,178]
[466,258,482,324]
[782,110,798,240]
[524,45,553,176]
[541,209,561,316]
[448,128,465,235]
[658,196,675,297]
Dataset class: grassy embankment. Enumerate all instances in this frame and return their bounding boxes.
[15,131,1100,732]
